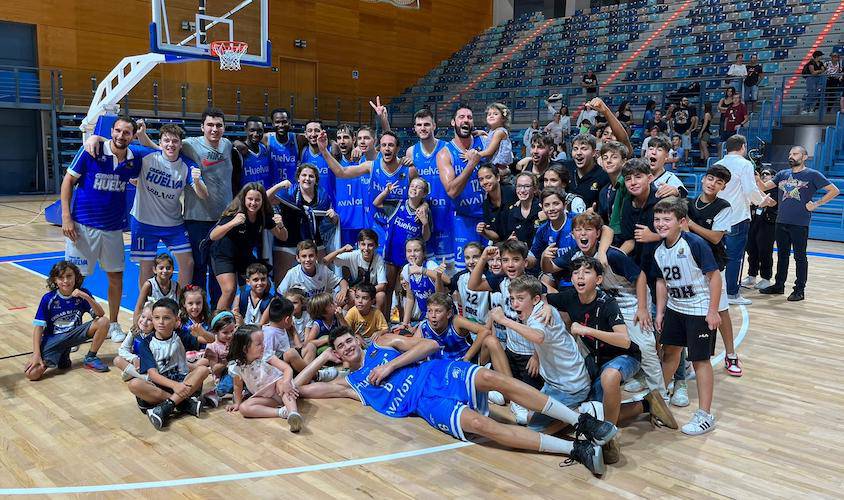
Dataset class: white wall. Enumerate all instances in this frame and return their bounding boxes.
[493,0,515,25]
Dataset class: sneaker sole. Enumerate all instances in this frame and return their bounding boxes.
[682,422,715,436]
[591,423,618,446]
[83,364,109,373]
[725,367,743,377]
[646,389,679,429]
[602,437,621,465]
[670,399,690,408]
[147,411,165,430]
[288,412,303,433]
[590,444,606,476]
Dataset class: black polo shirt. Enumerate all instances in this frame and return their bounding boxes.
[567,162,610,208]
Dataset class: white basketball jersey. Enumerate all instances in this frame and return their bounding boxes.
[654,232,719,316]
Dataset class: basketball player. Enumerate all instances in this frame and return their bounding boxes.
[295,327,618,476]
[66,116,146,342]
[437,104,488,271]
[265,108,307,185]
[234,116,273,189]
[333,124,368,246]
[404,108,451,263]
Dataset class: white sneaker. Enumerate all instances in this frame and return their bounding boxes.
[203,391,220,408]
[316,367,339,382]
[754,279,772,290]
[121,364,134,382]
[681,409,716,436]
[623,378,646,393]
[488,390,506,406]
[510,402,529,425]
[578,400,604,421]
[740,276,756,288]
[727,294,752,305]
[671,381,690,407]
[109,322,127,343]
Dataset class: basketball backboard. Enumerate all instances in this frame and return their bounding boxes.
[150,0,271,67]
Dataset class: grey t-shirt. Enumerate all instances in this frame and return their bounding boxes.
[773,167,830,227]
[181,137,233,222]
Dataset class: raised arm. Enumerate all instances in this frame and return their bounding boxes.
[437,146,480,199]
[467,246,496,292]
[590,97,633,155]
[317,131,371,179]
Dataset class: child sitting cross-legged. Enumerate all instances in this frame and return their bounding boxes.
[128,297,215,430]
[345,283,389,347]
[202,310,237,407]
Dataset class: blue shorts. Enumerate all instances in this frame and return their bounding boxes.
[40,321,92,367]
[372,220,388,258]
[452,215,483,271]
[340,228,363,248]
[416,360,488,441]
[130,216,192,261]
[528,382,590,431]
[588,354,641,402]
[384,231,409,268]
[427,206,455,262]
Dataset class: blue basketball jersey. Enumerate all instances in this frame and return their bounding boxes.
[33,288,94,338]
[240,142,273,188]
[529,213,577,260]
[420,319,472,361]
[413,140,452,259]
[402,260,439,318]
[335,155,367,230]
[301,144,335,203]
[445,137,486,218]
[267,133,299,184]
[383,201,425,266]
[346,342,432,417]
[368,153,411,209]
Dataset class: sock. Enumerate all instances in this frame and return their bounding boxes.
[538,433,574,454]
[541,397,580,426]
[123,364,143,379]
[277,407,289,419]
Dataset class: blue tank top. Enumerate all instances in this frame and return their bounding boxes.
[384,201,424,265]
[346,342,432,417]
[240,143,273,188]
[368,153,410,211]
[407,261,438,318]
[420,319,471,361]
[312,317,339,339]
[335,155,367,230]
[267,133,299,184]
[446,137,486,219]
[413,139,450,215]
[301,145,335,203]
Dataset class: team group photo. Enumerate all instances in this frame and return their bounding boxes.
[0,0,842,497]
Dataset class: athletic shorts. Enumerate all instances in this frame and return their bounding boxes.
[129,216,191,262]
[528,382,590,431]
[340,228,363,248]
[39,321,92,367]
[505,349,545,390]
[427,206,455,263]
[65,223,125,275]
[588,354,641,402]
[718,270,729,312]
[452,215,483,271]
[661,308,716,361]
[416,360,488,441]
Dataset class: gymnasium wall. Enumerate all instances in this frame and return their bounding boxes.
[0,1,493,121]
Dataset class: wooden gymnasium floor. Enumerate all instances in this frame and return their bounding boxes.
[0,196,842,499]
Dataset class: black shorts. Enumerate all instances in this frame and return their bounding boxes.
[660,308,716,362]
[505,349,544,390]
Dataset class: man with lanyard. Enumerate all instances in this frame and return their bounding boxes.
[69,116,146,342]
[438,104,487,271]
[404,108,450,263]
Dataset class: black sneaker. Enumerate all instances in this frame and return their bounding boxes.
[575,413,618,446]
[787,290,804,302]
[148,399,176,430]
[57,351,72,370]
[759,284,785,295]
[136,397,156,415]
[177,396,203,418]
[563,439,606,476]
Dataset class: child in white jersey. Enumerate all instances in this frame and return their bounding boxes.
[133,253,179,330]
[232,262,274,325]
[116,303,154,382]
[226,324,304,432]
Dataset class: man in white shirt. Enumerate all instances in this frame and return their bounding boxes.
[544,113,564,146]
[523,120,540,156]
[715,134,773,305]
[727,53,748,95]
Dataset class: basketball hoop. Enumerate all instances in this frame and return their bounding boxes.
[210,41,249,71]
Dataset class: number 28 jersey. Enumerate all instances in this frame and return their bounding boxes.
[653,232,719,316]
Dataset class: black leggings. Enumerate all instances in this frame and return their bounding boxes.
[746,217,775,280]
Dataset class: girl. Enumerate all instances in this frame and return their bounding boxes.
[400,238,448,326]
[115,302,154,382]
[471,103,514,178]
[179,285,211,333]
[268,164,337,285]
[285,288,311,344]
[559,105,572,154]
[478,165,516,242]
[616,101,633,126]
[698,102,713,163]
[495,172,542,244]
[540,165,586,213]
[133,253,179,330]
[210,182,287,310]
[204,310,237,407]
[305,292,347,352]
[375,177,431,270]
[226,325,303,432]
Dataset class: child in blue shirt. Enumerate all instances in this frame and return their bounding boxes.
[25,261,111,380]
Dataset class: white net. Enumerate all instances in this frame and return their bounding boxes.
[211,41,248,71]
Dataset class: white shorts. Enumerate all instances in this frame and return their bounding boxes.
[65,223,125,275]
[718,270,728,312]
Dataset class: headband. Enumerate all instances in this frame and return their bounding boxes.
[210,311,234,330]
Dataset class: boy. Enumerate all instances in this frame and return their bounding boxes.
[345,283,389,346]
[546,256,677,463]
[278,240,346,303]
[468,240,541,423]
[324,229,388,311]
[130,298,215,430]
[488,275,592,432]
[233,262,274,325]
[653,197,722,436]
[542,213,668,402]
[597,140,630,232]
[619,159,661,268]
[450,242,491,323]
[644,136,686,197]
[686,165,742,376]
[567,133,610,209]
[263,296,318,373]
[26,261,111,380]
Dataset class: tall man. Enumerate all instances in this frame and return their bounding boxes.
[759,146,839,301]
[716,135,772,305]
[266,108,306,185]
[66,116,144,342]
